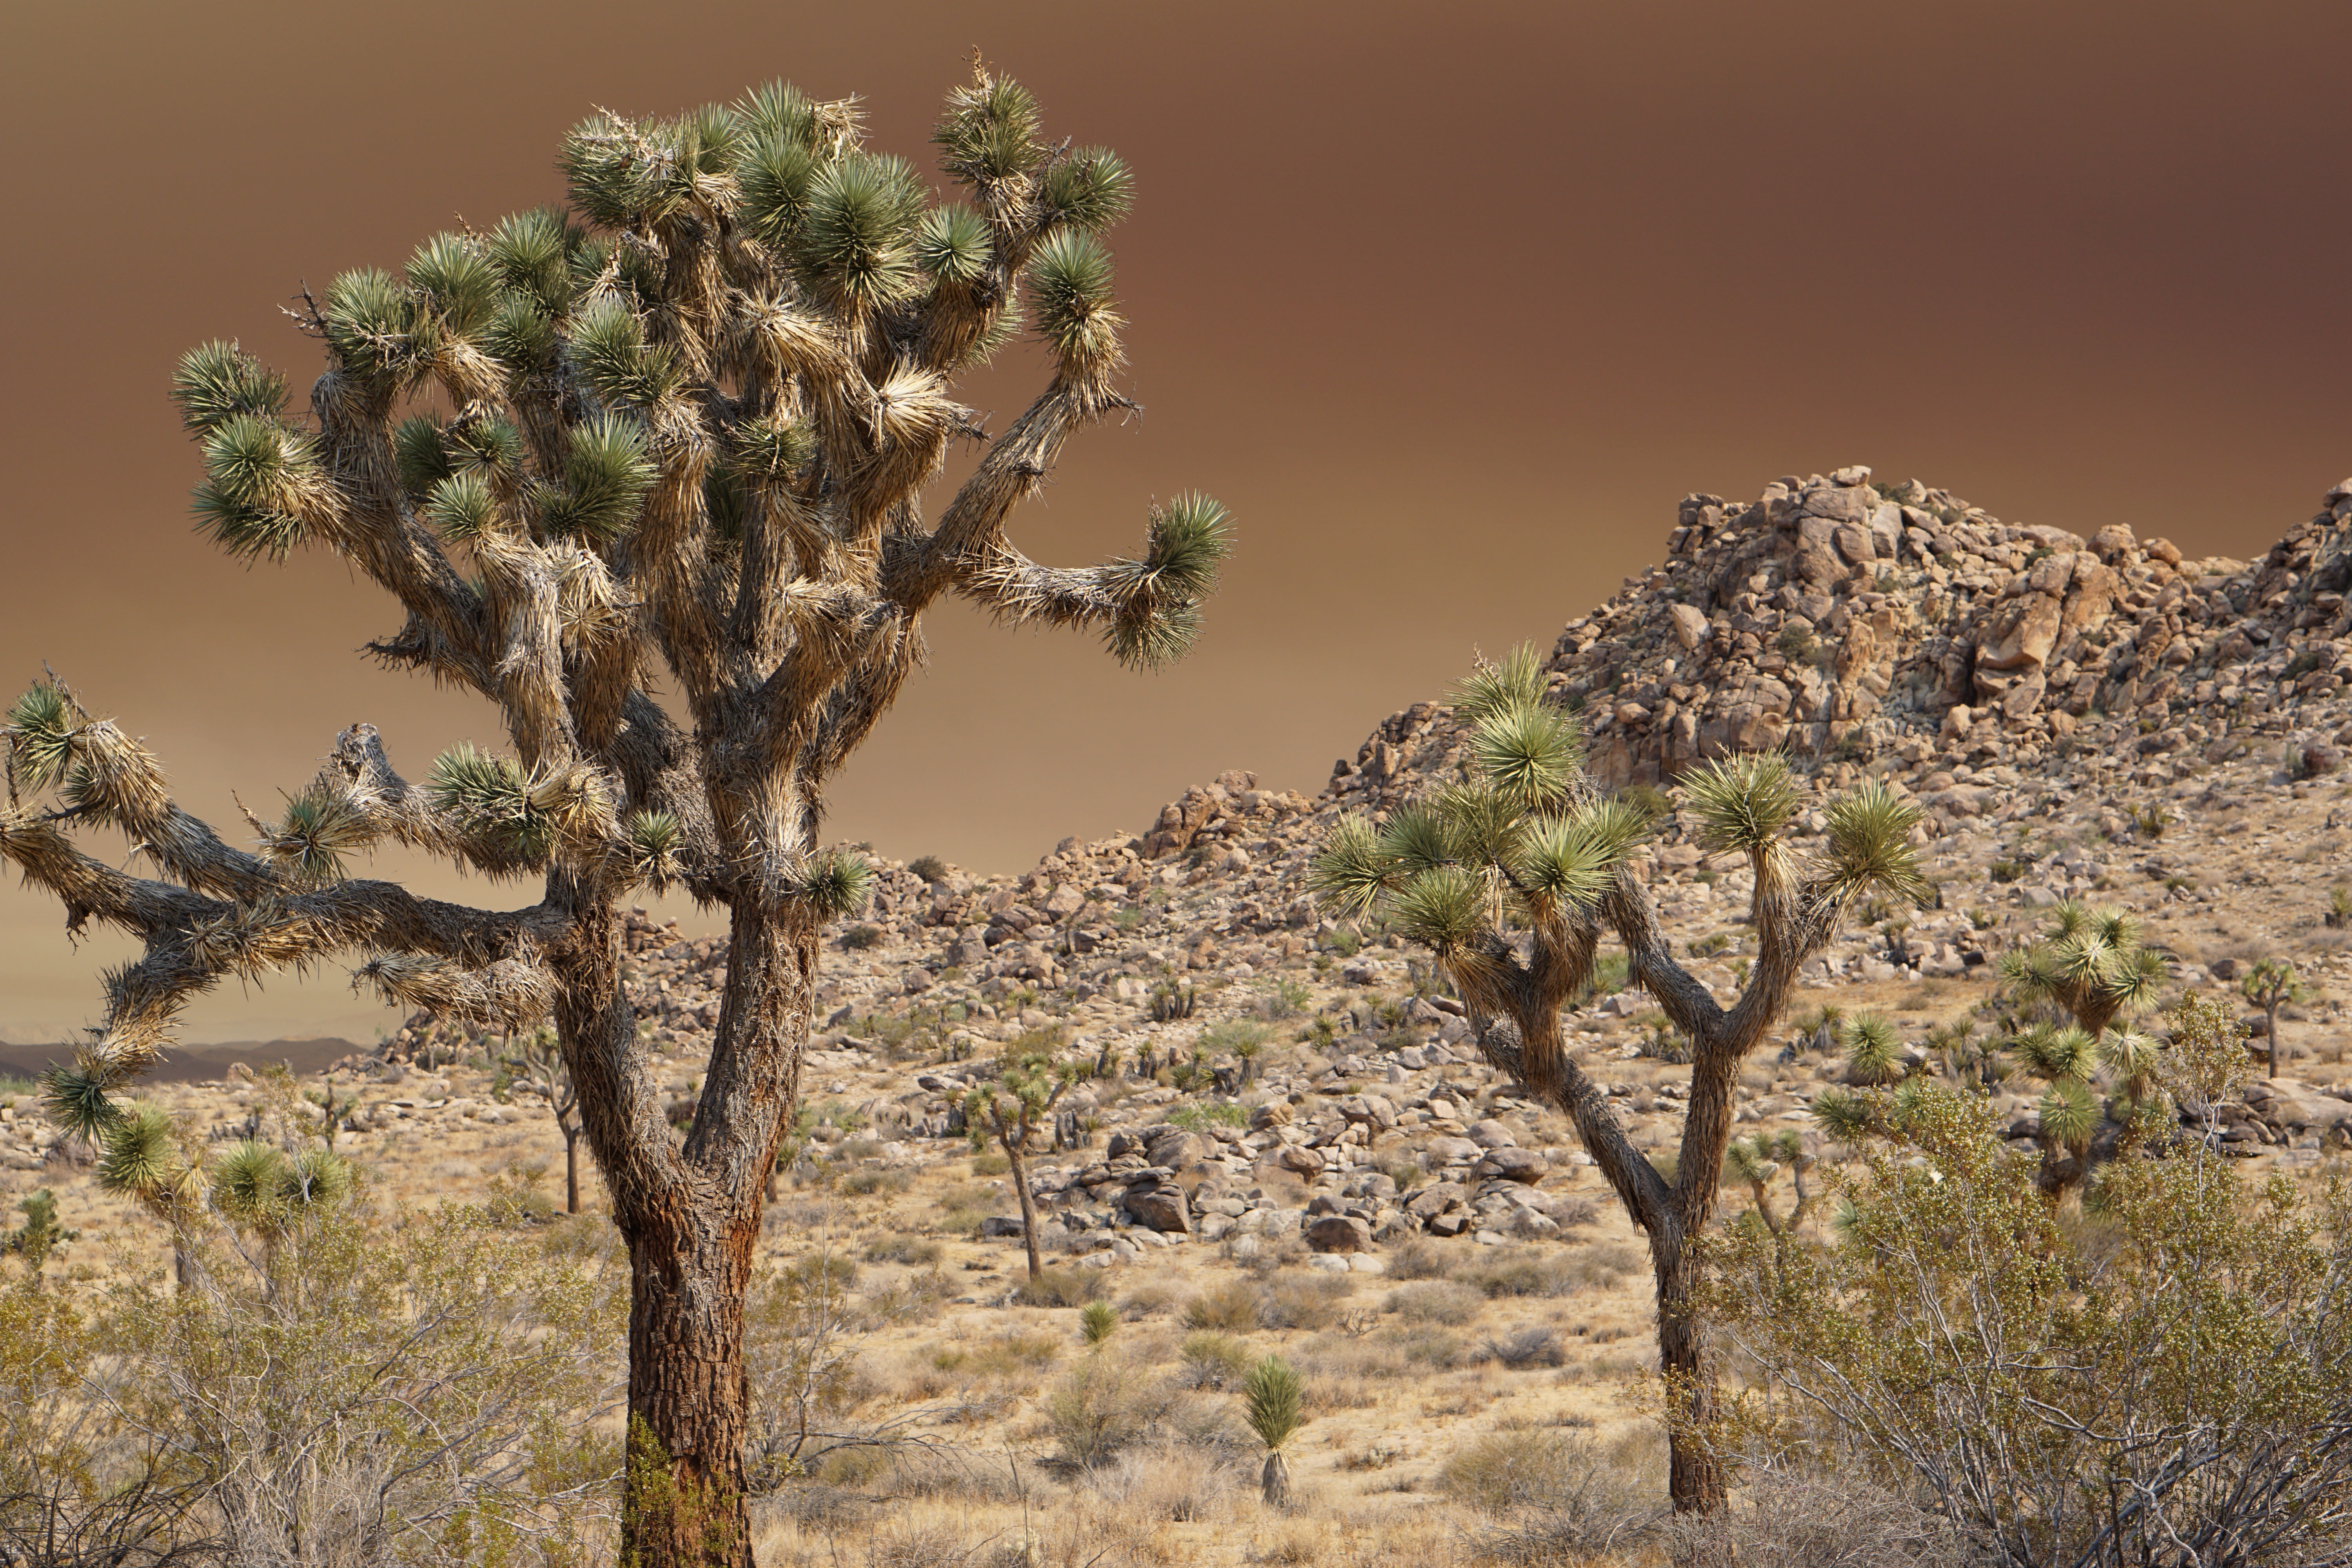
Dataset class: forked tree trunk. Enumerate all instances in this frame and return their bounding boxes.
[1651,1234,1728,1511]
[562,1120,583,1215]
[555,893,820,1568]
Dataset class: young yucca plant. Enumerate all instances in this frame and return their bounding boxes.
[1310,646,1929,1515]
[1243,1354,1305,1505]
[1080,1300,1118,1349]
[1,61,1227,1568]
[1842,1013,1907,1086]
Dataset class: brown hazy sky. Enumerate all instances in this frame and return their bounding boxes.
[4,0,2348,1040]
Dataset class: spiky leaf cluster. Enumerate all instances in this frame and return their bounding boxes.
[1999,902,2166,1034]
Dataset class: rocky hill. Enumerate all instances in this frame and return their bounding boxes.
[329,466,2352,1252]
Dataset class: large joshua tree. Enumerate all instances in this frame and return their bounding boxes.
[1310,647,1927,1512]
[0,66,1226,1566]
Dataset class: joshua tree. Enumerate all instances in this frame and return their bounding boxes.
[1998,901,2166,1037]
[0,64,1224,1566]
[2243,958,2305,1078]
[1309,645,1928,1512]
[1243,1354,1304,1506]
[512,1025,587,1213]
[962,1048,1075,1281]
[1722,1129,1815,1239]
[2,1189,78,1280]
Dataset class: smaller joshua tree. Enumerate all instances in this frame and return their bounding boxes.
[1243,1353,1304,1506]
[512,1025,588,1212]
[962,1048,1074,1281]
[2243,959,2305,1078]
[1841,1013,1906,1086]
[2,1190,78,1280]
[1310,645,1928,1513]
[1722,1129,1815,1240]
[1998,901,2167,1037]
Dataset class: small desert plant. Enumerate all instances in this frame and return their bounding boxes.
[1258,1274,1351,1331]
[907,855,950,884]
[1080,1301,1119,1348]
[1184,1281,1262,1332]
[1180,1331,1254,1388]
[1482,1325,1568,1369]
[2,1189,77,1278]
[1243,1355,1305,1504]
[1388,1279,1483,1326]
[1844,1013,1906,1085]
[1045,1354,1147,1468]
[2328,884,2352,929]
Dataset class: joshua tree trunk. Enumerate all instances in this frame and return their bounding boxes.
[563,1118,584,1214]
[3,65,1226,1568]
[1007,1137,1043,1280]
[1261,1450,1290,1506]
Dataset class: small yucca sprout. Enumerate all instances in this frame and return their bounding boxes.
[627,809,682,889]
[321,267,418,385]
[1244,1354,1305,1505]
[423,470,500,542]
[1029,228,1122,370]
[568,298,681,411]
[393,414,454,496]
[1081,1301,1118,1348]
[915,205,993,288]
[1823,781,1932,908]
[797,151,927,311]
[96,1105,181,1200]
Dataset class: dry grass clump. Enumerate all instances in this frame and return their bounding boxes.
[1388,1280,1483,1325]
[1258,1273,1353,1331]
[1186,1279,1263,1331]
[1180,1330,1256,1388]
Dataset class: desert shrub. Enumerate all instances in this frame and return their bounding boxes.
[1014,1267,1107,1309]
[1441,1430,1615,1514]
[839,1168,911,1198]
[968,1151,1010,1176]
[1387,1279,1483,1326]
[1081,1439,1243,1522]
[88,1199,623,1564]
[1706,1047,2352,1568]
[1455,1247,1574,1299]
[1179,1330,1255,1388]
[907,855,950,883]
[1166,1102,1247,1132]
[931,1332,1059,1378]
[745,1252,869,1489]
[1481,1325,1568,1369]
[862,1235,944,1267]
[1400,1328,1470,1371]
[1383,1235,1454,1280]
[1657,1466,1960,1568]
[1258,1273,1352,1331]
[1183,1280,1262,1332]
[841,924,885,950]
[1118,1279,1184,1319]
[1044,1355,1150,1468]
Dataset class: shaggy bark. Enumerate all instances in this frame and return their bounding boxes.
[3,65,1224,1568]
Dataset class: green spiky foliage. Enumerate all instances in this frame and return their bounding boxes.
[2241,960,2305,1080]
[964,1049,1076,1283]
[1843,1013,1907,1087]
[1243,1353,1305,1505]
[1080,1300,1118,1348]
[1308,648,1927,1516]
[2,1189,78,1278]
[1998,901,2167,1037]
[0,62,1227,1564]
